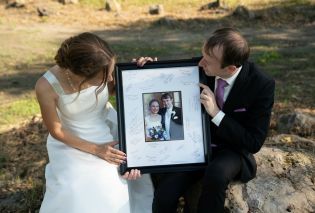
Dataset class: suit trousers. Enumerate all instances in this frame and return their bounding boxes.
[152,148,242,213]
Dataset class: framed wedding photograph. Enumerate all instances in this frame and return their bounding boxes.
[115,58,211,174]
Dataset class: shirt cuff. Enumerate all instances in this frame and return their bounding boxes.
[211,111,225,126]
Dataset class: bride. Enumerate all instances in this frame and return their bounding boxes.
[144,99,167,142]
[36,32,153,213]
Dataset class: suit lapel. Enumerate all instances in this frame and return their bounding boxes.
[223,62,250,113]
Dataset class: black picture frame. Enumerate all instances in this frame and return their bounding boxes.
[115,58,211,175]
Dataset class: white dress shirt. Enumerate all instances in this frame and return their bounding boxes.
[212,66,242,126]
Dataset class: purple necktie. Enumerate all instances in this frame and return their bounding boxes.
[215,78,228,109]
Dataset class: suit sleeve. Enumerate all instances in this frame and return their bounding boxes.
[217,79,275,154]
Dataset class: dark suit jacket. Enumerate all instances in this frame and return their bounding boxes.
[205,61,275,182]
[159,106,183,129]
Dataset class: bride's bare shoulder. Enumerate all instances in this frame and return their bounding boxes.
[35,65,60,98]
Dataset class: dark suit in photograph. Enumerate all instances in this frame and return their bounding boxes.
[152,60,275,213]
[159,106,184,141]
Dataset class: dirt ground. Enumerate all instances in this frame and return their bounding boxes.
[0,0,315,212]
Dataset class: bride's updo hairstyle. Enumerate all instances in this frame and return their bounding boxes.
[55,32,116,95]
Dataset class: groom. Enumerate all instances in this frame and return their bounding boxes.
[152,27,275,213]
[159,93,184,141]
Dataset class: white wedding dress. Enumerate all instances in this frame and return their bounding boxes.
[144,114,166,141]
[40,71,153,213]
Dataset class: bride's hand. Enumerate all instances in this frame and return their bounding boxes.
[122,169,141,180]
[95,141,126,165]
[131,56,157,67]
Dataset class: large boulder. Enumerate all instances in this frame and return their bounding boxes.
[277,111,315,137]
[185,134,315,212]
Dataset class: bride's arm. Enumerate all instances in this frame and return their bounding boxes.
[35,77,126,165]
[144,116,152,141]
[144,116,149,136]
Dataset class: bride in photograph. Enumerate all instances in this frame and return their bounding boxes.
[144,99,167,142]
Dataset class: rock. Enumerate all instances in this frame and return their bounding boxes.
[184,139,315,212]
[265,134,315,151]
[233,5,255,20]
[37,7,50,17]
[244,147,315,212]
[5,0,25,9]
[277,111,315,136]
[149,4,164,15]
[199,1,220,11]
[157,16,176,26]
[105,0,121,13]
[58,0,79,4]
[225,184,248,213]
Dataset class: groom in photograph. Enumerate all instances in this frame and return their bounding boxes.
[159,93,184,141]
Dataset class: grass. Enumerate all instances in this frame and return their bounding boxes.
[0,154,7,173]
[79,0,205,11]
[78,0,307,11]
[0,98,40,127]
[257,51,281,65]
[109,96,117,107]
[0,27,58,72]
[80,0,105,8]
[23,179,43,212]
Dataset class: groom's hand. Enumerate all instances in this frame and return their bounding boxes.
[132,56,157,67]
[200,83,220,117]
[122,169,142,180]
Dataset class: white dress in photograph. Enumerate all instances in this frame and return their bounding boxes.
[40,71,153,213]
[144,114,166,141]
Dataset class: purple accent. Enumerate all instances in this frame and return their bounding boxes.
[215,79,228,109]
[234,108,247,112]
[211,144,218,147]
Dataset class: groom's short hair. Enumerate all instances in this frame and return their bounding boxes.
[161,93,173,100]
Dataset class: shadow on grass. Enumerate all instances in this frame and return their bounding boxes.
[91,2,314,108]
[0,184,43,213]
[5,2,314,103]
[0,62,54,97]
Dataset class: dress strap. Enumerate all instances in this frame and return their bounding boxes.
[43,71,65,95]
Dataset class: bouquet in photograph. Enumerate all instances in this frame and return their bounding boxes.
[148,126,167,141]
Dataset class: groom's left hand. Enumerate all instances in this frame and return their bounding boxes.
[200,83,220,117]
[122,169,141,180]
